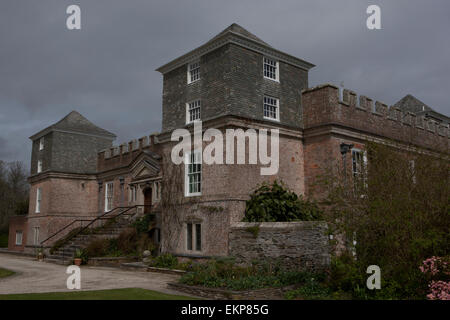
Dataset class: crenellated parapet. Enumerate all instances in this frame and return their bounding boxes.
[97,133,160,172]
[302,84,449,152]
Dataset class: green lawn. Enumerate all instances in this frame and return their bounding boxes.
[0,267,15,279]
[0,288,196,300]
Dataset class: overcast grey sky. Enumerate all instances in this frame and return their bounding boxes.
[0,0,449,167]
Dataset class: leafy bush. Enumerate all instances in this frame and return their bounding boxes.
[179,258,315,291]
[420,256,450,300]
[243,180,322,222]
[328,253,364,293]
[285,276,331,300]
[149,253,179,269]
[117,228,138,254]
[132,214,155,234]
[74,248,88,264]
[85,238,110,257]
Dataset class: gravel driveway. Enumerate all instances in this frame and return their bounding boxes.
[0,253,184,295]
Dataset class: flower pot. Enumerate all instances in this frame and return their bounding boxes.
[74,258,82,266]
[37,253,44,261]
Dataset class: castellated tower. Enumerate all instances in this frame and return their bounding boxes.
[24,111,116,252]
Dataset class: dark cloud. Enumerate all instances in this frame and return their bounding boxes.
[0,0,449,165]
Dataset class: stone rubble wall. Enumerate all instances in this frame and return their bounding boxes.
[229,221,330,271]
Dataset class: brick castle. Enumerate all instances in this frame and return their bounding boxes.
[8,24,449,259]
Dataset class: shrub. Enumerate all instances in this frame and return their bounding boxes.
[150,253,179,269]
[420,256,450,300]
[179,258,315,291]
[136,233,155,256]
[243,180,322,222]
[285,277,331,300]
[74,248,88,264]
[85,238,109,257]
[132,214,155,234]
[117,228,138,254]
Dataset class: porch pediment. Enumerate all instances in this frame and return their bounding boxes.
[130,150,161,180]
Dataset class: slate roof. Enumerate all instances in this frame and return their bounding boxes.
[30,111,116,140]
[205,23,272,47]
[156,23,315,74]
[394,95,450,124]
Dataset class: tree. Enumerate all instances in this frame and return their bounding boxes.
[322,142,450,299]
[0,160,29,233]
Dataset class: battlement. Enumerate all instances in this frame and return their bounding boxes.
[302,84,449,152]
[97,133,160,172]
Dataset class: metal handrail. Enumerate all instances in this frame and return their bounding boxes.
[40,205,151,247]
[40,206,125,246]
[57,205,152,253]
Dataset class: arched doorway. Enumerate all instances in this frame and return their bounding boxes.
[143,187,152,213]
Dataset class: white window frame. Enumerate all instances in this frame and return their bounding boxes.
[35,188,41,213]
[352,149,368,190]
[185,150,202,197]
[105,182,114,212]
[187,61,200,84]
[33,227,40,245]
[186,100,201,124]
[186,222,202,252]
[15,231,23,245]
[263,57,279,82]
[39,137,44,150]
[263,95,280,121]
[37,160,42,173]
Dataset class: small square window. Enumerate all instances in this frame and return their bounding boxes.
[263,57,279,81]
[263,96,280,121]
[186,100,201,124]
[187,61,200,84]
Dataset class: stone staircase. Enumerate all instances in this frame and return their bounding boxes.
[45,211,141,265]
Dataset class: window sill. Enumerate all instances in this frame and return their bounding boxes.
[185,119,202,125]
[185,192,202,197]
[187,79,200,85]
[263,116,280,122]
[263,76,280,83]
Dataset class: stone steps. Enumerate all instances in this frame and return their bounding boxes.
[46,213,139,263]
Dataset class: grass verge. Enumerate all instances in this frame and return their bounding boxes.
[0,267,15,279]
[0,288,196,300]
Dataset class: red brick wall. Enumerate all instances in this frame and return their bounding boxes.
[302,84,449,152]
[8,215,27,251]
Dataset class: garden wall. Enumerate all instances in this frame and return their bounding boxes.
[228,222,330,271]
